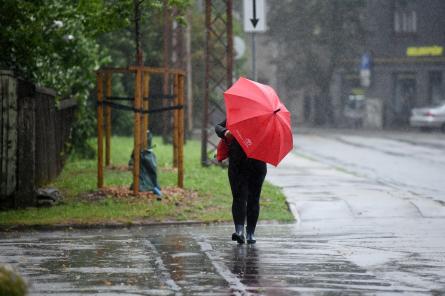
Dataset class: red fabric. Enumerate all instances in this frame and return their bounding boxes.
[224,77,293,166]
[216,138,230,161]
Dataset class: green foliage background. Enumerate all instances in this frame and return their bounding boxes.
[0,0,190,157]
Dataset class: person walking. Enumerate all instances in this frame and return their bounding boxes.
[215,119,267,244]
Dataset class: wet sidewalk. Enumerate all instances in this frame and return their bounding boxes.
[1,220,444,295]
[1,150,445,295]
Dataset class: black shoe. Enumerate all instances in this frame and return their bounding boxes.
[246,232,256,244]
[232,224,245,244]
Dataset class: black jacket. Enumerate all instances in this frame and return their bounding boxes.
[215,120,247,163]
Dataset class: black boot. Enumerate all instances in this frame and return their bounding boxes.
[246,227,256,244]
[232,224,245,244]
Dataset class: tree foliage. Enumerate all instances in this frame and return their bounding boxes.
[0,0,190,157]
[268,0,365,125]
[0,0,131,95]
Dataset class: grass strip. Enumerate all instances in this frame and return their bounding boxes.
[0,137,294,226]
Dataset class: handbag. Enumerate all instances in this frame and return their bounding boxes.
[216,138,230,161]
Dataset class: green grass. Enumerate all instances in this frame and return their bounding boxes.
[0,136,294,226]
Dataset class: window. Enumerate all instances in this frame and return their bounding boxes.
[394,1,417,33]
[429,71,443,104]
[392,73,416,124]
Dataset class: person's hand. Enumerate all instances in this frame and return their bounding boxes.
[224,130,233,140]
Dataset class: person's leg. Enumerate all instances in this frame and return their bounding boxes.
[246,159,267,244]
[228,160,249,243]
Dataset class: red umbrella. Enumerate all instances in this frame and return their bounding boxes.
[224,77,293,166]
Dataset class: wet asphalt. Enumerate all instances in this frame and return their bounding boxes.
[1,220,444,295]
[1,129,445,295]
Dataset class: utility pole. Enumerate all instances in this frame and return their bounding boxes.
[243,0,267,81]
[201,0,233,166]
[162,0,172,143]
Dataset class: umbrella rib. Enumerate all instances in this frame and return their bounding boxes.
[260,116,290,165]
[244,114,276,156]
[277,119,287,164]
[227,110,272,127]
[277,119,293,163]
[225,94,272,111]
[256,86,276,109]
[269,119,280,165]
[234,78,276,109]
[244,116,277,162]
[276,120,286,162]
[276,112,292,130]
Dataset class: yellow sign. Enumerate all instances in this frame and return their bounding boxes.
[407,46,443,57]
[351,88,365,95]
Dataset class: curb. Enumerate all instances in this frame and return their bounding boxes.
[285,200,301,224]
[0,220,213,232]
[0,219,293,232]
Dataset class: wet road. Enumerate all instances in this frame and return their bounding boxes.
[293,128,445,202]
[1,220,444,295]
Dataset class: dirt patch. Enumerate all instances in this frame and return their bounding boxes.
[107,164,131,172]
[80,186,198,204]
[159,167,178,173]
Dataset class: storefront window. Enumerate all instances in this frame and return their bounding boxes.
[429,71,443,104]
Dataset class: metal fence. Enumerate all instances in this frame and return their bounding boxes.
[0,70,77,208]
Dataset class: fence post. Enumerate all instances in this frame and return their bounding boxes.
[143,72,150,148]
[173,74,179,168]
[105,72,112,166]
[97,72,104,188]
[16,79,36,207]
[46,88,57,180]
[0,71,18,204]
[178,74,185,188]
[133,69,142,194]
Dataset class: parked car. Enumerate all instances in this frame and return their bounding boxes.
[409,101,445,132]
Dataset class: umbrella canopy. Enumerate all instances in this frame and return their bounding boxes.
[224,77,293,166]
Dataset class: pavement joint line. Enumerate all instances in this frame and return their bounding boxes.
[196,238,250,296]
[142,239,182,293]
[341,199,358,218]
[407,200,427,218]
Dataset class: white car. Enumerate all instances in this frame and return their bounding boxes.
[409,101,445,132]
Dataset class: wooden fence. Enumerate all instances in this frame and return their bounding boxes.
[0,70,77,208]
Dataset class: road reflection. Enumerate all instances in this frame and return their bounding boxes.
[231,245,260,287]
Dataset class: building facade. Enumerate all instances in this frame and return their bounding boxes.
[334,0,445,128]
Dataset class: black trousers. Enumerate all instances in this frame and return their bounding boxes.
[228,156,267,232]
